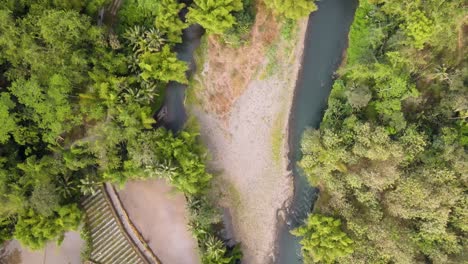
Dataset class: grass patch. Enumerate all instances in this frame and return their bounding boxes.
[271,112,284,167]
[259,43,279,79]
[280,18,297,41]
[80,224,92,262]
[226,181,243,211]
[186,35,208,107]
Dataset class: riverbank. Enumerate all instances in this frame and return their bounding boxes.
[274,0,359,262]
[190,9,308,263]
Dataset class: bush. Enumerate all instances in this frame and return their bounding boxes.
[14,204,82,250]
[291,214,353,263]
[222,0,256,47]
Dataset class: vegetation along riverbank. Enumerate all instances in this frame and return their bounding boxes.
[295,0,467,263]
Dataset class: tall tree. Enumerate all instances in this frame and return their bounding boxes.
[264,0,317,20]
[187,0,243,34]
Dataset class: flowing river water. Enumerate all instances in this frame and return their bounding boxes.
[276,0,358,263]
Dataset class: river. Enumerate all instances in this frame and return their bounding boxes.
[156,0,358,262]
[275,0,358,263]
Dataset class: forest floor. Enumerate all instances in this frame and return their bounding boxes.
[0,232,83,264]
[189,5,308,263]
[117,179,200,264]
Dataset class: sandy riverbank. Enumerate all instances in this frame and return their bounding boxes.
[117,179,200,264]
[0,232,83,264]
[190,17,308,264]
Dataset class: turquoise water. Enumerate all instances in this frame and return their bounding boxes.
[275,0,358,263]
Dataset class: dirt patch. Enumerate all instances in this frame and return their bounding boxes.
[0,232,83,264]
[194,2,281,119]
[117,179,200,264]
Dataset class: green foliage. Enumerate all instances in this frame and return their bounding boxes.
[402,10,434,50]
[186,196,242,264]
[187,0,243,34]
[292,214,353,263]
[154,0,188,44]
[126,129,212,195]
[0,93,16,143]
[139,46,188,84]
[222,0,256,46]
[118,0,159,27]
[30,182,60,217]
[298,0,468,263]
[14,204,81,250]
[0,0,236,259]
[80,224,93,261]
[280,18,297,41]
[264,0,317,20]
[0,217,15,244]
[0,0,191,250]
[201,236,240,264]
[124,26,166,54]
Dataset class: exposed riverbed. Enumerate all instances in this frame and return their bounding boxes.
[275,0,358,263]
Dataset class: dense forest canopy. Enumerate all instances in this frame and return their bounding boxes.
[296,0,467,263]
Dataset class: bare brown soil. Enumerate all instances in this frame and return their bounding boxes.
[195,2,281,118]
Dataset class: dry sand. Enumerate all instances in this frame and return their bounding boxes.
[117,179,200,264]
[0,231,83,264]
[191,20,308,264]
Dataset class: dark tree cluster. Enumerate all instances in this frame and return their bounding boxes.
[296,0,467,263]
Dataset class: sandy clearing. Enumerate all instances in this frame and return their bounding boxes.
[191,19,308,264]
[117,179,200,264]
[0,231,83,264]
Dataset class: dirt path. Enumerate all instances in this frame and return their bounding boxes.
[117,179,200,264]
[0,232,83,264]
[191,18,308,264]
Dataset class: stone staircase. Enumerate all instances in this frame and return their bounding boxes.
[82,188,148,264]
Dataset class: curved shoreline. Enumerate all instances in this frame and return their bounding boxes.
[272,16,310,263]
[274,0,359,262]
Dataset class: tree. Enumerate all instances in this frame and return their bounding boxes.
[138,45,188,83]
[298,0,467,262]
[124,26,166,55]
[14,204,81,250]
[201,235,237,264]
[0,93,17,143]
[187,0,243,34]
[154,0,188,43]
[38,9,93,50]
[291,214,353,263]
[402,10,434,50]
[30,182,60,217]
[264,0,317,20]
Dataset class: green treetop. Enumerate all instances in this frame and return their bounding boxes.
[187,0,243,34]
[264,0,317,20]
[292,214,353,263]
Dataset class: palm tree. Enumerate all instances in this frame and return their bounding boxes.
[124,26,166,55]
